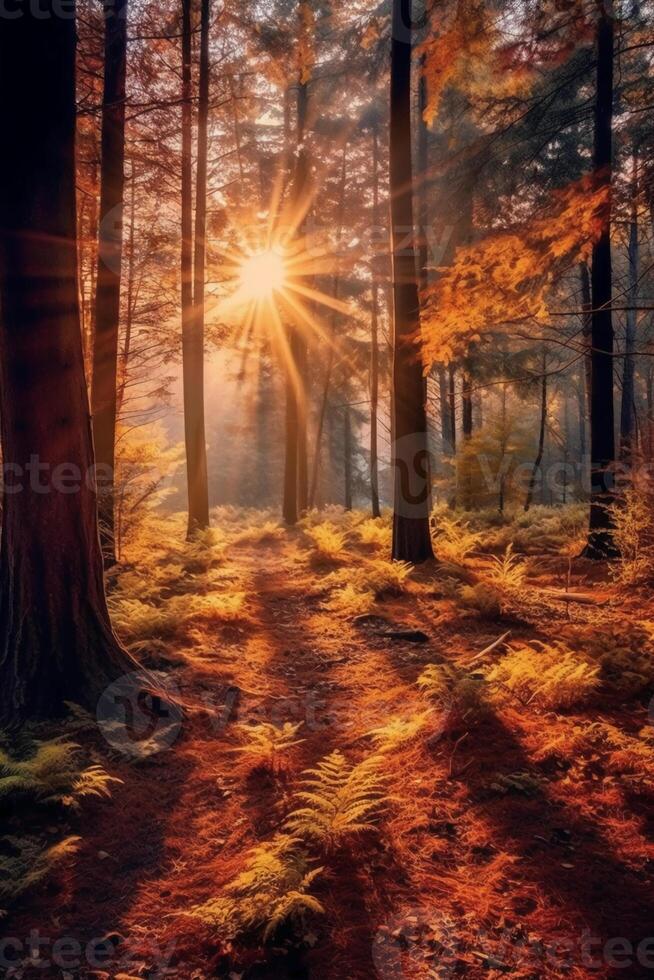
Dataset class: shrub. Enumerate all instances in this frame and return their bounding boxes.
[612,479,654,586]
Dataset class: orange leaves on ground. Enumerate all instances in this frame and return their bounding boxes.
[421,177,608,367]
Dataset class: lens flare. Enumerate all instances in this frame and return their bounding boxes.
[238,248,286,299]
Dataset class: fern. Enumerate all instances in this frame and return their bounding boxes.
[367,713,430,753]
[432,515,481,566]
[418,663,487,721]
[487,642,600,709]
[191,835,324,942]
[0,836,81,908]
[233,722,305,772]
[356,518,392,550]
[306,524,348,562]
[285,750,388,850]
[458,582,504,617]
[484,544,528,591]
[325,584,376,616]
[0,740,122,810]
[562,624,654,698]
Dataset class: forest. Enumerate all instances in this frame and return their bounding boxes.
[2,0,654,977]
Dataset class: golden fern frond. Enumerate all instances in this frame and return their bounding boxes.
[232,722,305,772]
[285,750,388,850]
[488,642,600,709]
[0,835,81,904]
[0,739,120,810]
[190,834,324,943]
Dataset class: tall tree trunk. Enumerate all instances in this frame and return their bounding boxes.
[579,261,593,414]
[525,351,548,513]
[584,1,617,558]
[437,366,452,454]
[181,0,210,536]
[283,10,311,525]
[0,3,133,725]
[308,149,347,510]
[458,371,474,509]
[647,367,654,458]
[116,162,136,418]
[448,365,457,452]
[370,124,382,517]
[91,0,128,566]
[344,407,353,511]
[390,0,434,563]
[620,152,639,462]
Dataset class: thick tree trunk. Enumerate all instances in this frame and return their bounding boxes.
[181,0,210,537]
[390,0,434,563]
[584,3,618,558]
[0,4,133,725]
[525,352,548,512]
[620,153,639,462]
[91,0,128,566]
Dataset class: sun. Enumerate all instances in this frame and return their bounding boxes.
[238,248,287,299]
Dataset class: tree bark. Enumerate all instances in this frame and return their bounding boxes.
[0,3,133,725]
[448,365,457,452]
[117,162,136,418]
[91,0,128,566]
[344,407,353,511]
[370,124,382,517]
[390,0,434,563]
[524,351,548,512]
[619,152,639,462]
[308,149,347,511]
[181,0,210,536]
[584,2,618,558]
[283,10,311,525]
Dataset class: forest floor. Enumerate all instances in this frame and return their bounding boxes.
[4,507,654,979]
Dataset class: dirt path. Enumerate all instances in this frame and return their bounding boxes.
[7,534,654,979]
